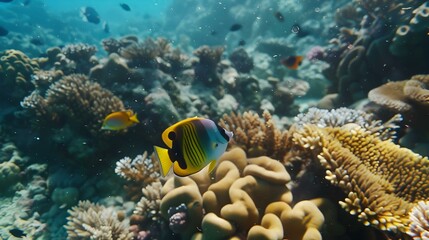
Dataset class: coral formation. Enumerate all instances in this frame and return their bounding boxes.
[289,116,429,234]
[0,49,40,104]
[193,45,224,86]
[320,0,428,106]
[115,151,161,201]
[21,74,125,136]
[219,110,289,160]
[159,147,325,239]
[368,74,429,113]
[228,48,254,73]
[64,200,133,240]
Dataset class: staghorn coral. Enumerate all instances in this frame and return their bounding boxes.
[219,110,289,160]
[21,74,125,136]
[160,148,325,240]
[0,49,40,103]
[290,121,429,234]
[64,200,133,240]
[408,200,429,239]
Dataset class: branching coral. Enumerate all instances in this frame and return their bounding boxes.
[290,120,429,234]
[21,74,125,136]
[61,44,98,74]
[133,181,163,222]
[0,49,40,103]
[64,200,133,240]
[219,110,289,160]
[115,151,161,201]
[160,148,325,240]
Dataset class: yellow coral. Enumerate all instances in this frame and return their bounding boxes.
[291,123,429,233]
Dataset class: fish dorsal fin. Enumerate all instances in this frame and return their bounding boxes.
[161,117,204,148]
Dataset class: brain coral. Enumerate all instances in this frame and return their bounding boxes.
[290,121,429,235]
[0,49,39,103]
[160,148,324,240]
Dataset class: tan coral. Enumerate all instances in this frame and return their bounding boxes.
[219,110,289,160]
[291,123,429,233]
[368,74,429,113]
[64,200,133,240]
[21,74,125,135]
[115,152,161,201]
[159,148,315,240]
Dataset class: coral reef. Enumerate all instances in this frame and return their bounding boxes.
[61,43,98,74]
[160,147,325,239]
[289,111,429,235]
[0,49,40,104]
[320,0,428,106]
[64,200,133,240]
[21,74,125,136]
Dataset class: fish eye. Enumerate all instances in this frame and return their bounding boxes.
[168,131,176,140]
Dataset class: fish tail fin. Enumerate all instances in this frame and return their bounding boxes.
[154,146,172,177]
[130,113,140,123]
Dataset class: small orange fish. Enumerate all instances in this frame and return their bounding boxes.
[280,56,303,70]
[101,110,139,130]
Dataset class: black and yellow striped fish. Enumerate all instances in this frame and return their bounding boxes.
[154,117,233,177]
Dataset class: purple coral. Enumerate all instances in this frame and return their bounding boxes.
[167,203,188,233]
[306,46,326,62]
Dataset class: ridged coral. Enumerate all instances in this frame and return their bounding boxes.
[64,200,133,240]
[368,74,429,113]
[219,110,289,160]
[160,148,325,240]
[290,122,429,234]
[21,74,125,135]
[0,49,40,103]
